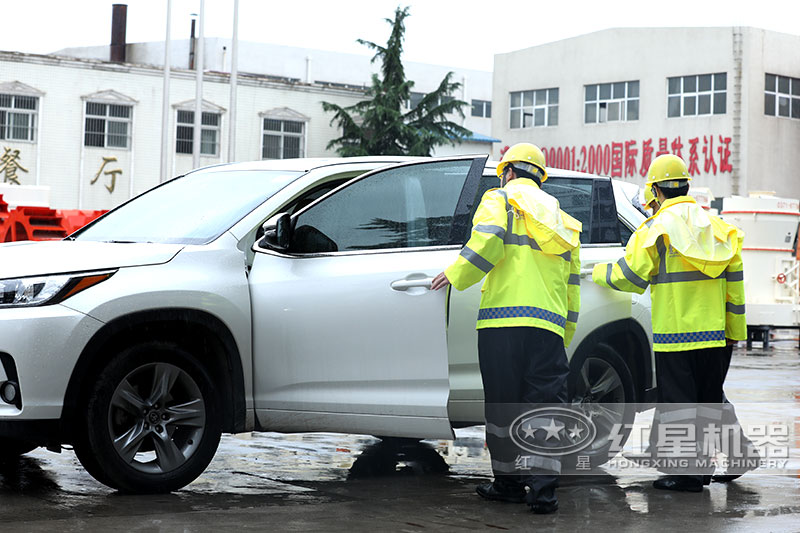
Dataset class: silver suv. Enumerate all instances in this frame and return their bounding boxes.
[0,155,652,492]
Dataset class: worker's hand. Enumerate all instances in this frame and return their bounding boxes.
[431,272,450,291]
[726,338,738,346]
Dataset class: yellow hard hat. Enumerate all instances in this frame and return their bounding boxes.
[642,186,658,209]
[646,154,691,188]
[496,143,548,182]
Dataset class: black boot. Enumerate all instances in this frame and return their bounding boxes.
[653,475,704,492]
[476,482,526,503]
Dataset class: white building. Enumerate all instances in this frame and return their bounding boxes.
[492,27,800,201]
[0,32,493,210]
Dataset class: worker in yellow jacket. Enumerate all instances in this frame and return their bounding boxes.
[432,143,581,514]
[592,154,746,492]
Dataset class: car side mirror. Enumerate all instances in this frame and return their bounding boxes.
[258,212,292,251]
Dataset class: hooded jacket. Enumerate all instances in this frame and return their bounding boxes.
[592,196,746,352]
[445,178,582,346]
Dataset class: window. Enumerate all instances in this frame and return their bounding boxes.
[0,94,38,142]
[667,73,726,117]
[176,110,220,156]
[262,119,304,159]
[509,88,558,128]
[471,99,492,118]
[84,102,132,148]
[291,160,473,253]
[407,92,425,110]
[765,73,800,119]
[584,81,639,124]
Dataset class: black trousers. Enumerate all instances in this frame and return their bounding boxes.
[655,345,728,480]
[478,327,569,505]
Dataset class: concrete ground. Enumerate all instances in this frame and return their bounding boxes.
[1,340,798,532]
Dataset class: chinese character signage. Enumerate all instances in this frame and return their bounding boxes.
[0,147,28,185]
[541,135,733,178]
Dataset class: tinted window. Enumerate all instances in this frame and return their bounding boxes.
[291,160,472,253]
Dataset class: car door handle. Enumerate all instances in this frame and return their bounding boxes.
[391,277,434,291]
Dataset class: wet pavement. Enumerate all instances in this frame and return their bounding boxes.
[1,338,799,532]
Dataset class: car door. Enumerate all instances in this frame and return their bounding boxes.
[446,172,633,424]
[249,156,487,439]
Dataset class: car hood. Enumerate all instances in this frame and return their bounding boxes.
[0,240,184,278]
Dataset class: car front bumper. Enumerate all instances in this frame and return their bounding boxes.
[0,304,103,422]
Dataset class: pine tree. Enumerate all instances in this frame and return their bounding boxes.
[322,6,471,156]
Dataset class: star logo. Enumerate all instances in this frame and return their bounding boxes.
[522,423,536,439]
[543,418,564,441]
[568,424,584,440]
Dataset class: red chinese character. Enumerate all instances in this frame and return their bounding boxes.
[703,136,717,175]
[671,136,684,159]
[718,136,733,173]
[640,138,654,177]
[611,142,624,177]
[624,140,638,178]
[687,137,700,176]
[656,137,669,157]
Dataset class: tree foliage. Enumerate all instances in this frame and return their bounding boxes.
[321,6,471,156]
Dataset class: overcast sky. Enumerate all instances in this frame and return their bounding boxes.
[2,0,799,72]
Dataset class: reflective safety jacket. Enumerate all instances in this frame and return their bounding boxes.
[445,178,582,346]
[592,196,746,352]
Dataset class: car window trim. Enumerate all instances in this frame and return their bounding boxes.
[255,243,462,259]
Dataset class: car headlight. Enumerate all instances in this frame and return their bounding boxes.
[0,271,116,308]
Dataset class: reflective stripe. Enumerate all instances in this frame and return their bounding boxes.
[651,270,725,285]
[485,423,507,438]
[504,229,571,261]
[653,330,725,344]
[460,246,493,273]
[654,236,667,283]
[726,302,745,315]
[697,405,723,421]
[492,456,561,474]
[505,231,540,250]
[659,407,697,424]
[726,270,744,282]
[617,257,649,290]
[474,224,505,239]
[567,310,579,323]
[478,306,566,328]
[605,263,622,291]
[568,273,580,285]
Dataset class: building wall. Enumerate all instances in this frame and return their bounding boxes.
[491,27,800,200]
[0,52,366,210]
[57,39,494,148]
[743,28,800,197]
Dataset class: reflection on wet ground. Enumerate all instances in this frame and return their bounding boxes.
[1,336,799,531]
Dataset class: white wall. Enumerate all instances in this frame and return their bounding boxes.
[0,53,363,210]
[492,27,800,200]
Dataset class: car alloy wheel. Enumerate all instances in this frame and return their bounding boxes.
[108,362,206,474]
[74,342,222,493]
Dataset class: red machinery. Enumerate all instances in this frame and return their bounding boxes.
[0,195,107,242]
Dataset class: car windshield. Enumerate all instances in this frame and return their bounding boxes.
[74,169,303,244]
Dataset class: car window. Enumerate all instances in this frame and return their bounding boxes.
[290,160,474,253]
[618,217,634,245]
[74,170,302,245]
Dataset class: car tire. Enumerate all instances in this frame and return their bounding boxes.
[564,342,636,468]
[0,438,37,463]
[73,341,222,493]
